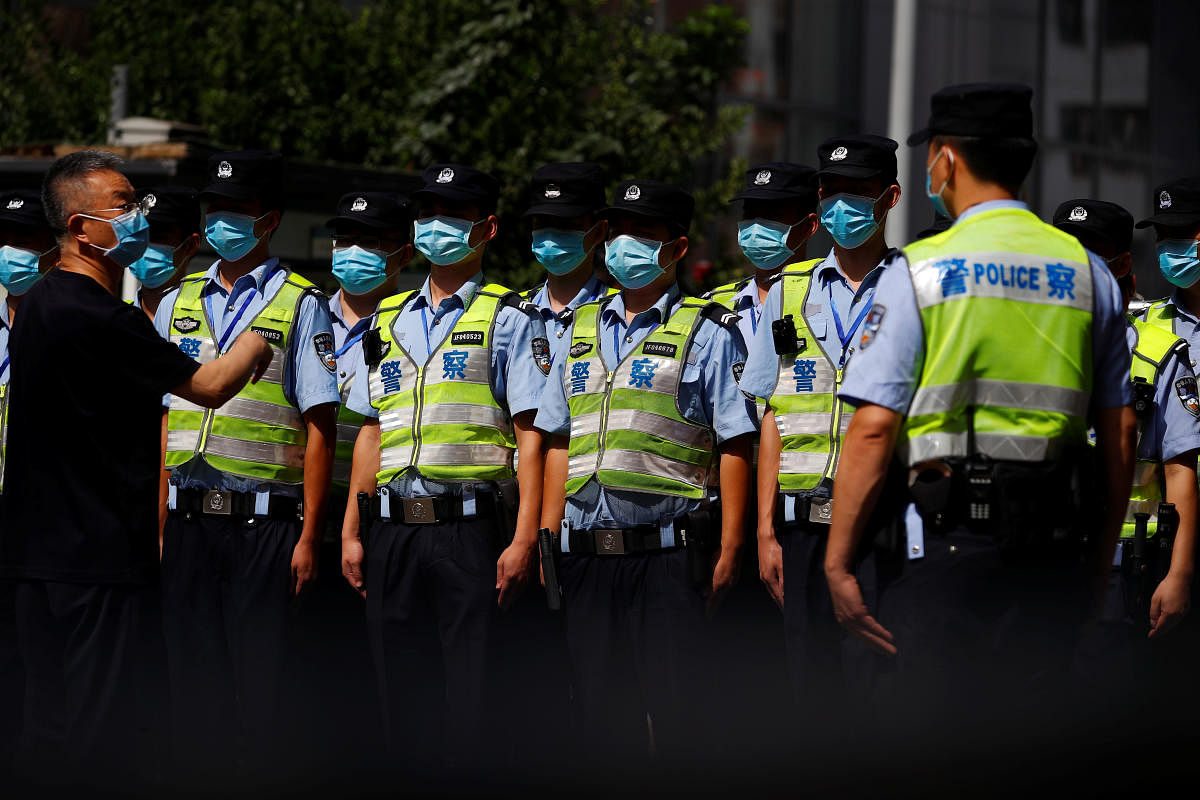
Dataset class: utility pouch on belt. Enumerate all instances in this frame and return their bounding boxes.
[680,508,717,590]
[538,527,562,612]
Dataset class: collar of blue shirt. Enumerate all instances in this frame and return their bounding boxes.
[601,283,682,328]
[953,198,1028,225]
[1169,290,1200,326]
[201,256,282,295]
[534,275,606,316]
[413,271,483,313]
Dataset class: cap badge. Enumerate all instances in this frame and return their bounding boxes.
[351,197,368,212]
[216,160,233,179]
[437,167,454,184]
[754,170,772,186]
[6,199,23,210]
[1068,206,1087,222]
[1160,191,1173,209]
[544,183,561,199]
[830,146,848,162]
[624,185,641,202]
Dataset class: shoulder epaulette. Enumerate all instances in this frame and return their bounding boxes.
[502,291,541,320]
[700,301,740,331]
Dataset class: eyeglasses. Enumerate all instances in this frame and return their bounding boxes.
[82,196,155,218]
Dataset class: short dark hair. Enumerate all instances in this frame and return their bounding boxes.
[935,135,1038,195]
[42,149,125,237]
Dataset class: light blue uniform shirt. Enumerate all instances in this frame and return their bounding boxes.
[740,248,893,402]
[534,285,758,530]
[1149,292,1200,370]
[154,257,340,495]
[1127,322,1200,463]
[346,272,548,497]
[0,316,10,385]
[328,289,371,404]
[528,274,610,366]
[713,278,765,348]
[840,199,1133,414]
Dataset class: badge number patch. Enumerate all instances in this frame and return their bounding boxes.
[251,326,283,346]
[451,330,484,346]
[313,332,337,373]
[1176,376,1200,418]
[642,341,677,359]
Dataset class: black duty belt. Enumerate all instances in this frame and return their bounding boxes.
[566,510,715,556]
[172,488,302,521]
[774,494,833,529]
[369,491,498,525]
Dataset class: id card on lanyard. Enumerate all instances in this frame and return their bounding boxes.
[827,280,873,369]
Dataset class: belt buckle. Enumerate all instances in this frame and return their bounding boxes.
[402,496,437,524]
[203,490,233,516]
[595,529,626,555]
[808,497,833,525]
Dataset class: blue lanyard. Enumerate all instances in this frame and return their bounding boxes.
[0,355,8,378]
[827,281,873,366]
[334,330,364,360]
[207,267,278,352]
[419,305,433,360]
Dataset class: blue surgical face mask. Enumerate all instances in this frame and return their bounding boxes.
[413,215,484,266]
[332,245,396,295]
[0,245,46,295]
[819,192,885,249]
[925,147,954,219]
[737,218,799,270]
[531,226,594,275]
[1157,239,1200,288]
[79,207,150,267]
[129,242,180,289]
[205,211,268,263]
[604,234,668,290]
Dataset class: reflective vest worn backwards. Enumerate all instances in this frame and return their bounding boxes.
[898,207,1094,465]
[761,258,853,491]
[367,284,516,485]
[165,270,316,484]
[563,296,720,499]
[1124,318,1189,538]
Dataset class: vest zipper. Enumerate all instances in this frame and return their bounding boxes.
[826,369,843,480]
[596,368,616,471]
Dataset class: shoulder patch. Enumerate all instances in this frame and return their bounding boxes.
[859,304,886,350]
[732,361,745,383]
[532,337,551,375]
[642,341,678,358]
[251,326,284,346]
[313,332,337,373]
[569,341,593,359]
[502,291,541,319]
[1176,376,1200,418]
[451,330,485,346]
[173,316,200,334]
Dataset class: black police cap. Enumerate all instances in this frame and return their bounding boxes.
[908,82,1034,146]
[0,189,50,230]
[199,150,285,204]
[140,186,201,236]
[326,191,412,233]
[912,212,953,242]
[816,135,899,184]
[1135,177,1200,231]
[411,164,500,212]
[524,162,606,219]
[729,162,818,209]
[600,179,694,236]
[1052,199,1133,253]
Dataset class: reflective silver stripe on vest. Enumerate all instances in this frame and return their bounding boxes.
[368,361,419,405]
[259,348,285,386]
[166,429,201,452]
[838,408,853,436]
[419,403,511,431]
[333,460,353,484]
[419,443,512,467]
[900,431,1059,463]
[772,354,837,397]
[379,408,414,431]
[596,448,708,489]
[775,412,833,437]
[909,251,1093,311]
[217,396,303,429]
[205,435,306,469]
[168,336,285,385]
[1132,461,1157,486]
[169,397,206,415]
[379,446,415,471]
[908,380,1089,418]
[421,350,490,388]
[569,411,602,440]
[170,335,218,364]
[568,453,596,480]
[604,408,713,451]
[336,423,360,444]
[561,357,607,397]
[779,450,832,475]
[611,355,682,396]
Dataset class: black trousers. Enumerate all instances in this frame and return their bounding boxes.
[160,513,299,782]
[559,548,710,772]
[14,579,166,793]
[363,515,500,778]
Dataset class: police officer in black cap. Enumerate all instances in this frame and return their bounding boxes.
[339,164,549,780]
[1135,177,1200,356]
[535,178,757,767]
[523,162,611,365]
[129,186,201,319]
[153,150,340,782]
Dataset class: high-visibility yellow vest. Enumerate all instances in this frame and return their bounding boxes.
[563,296,719,499]
[165,270,315,484]
[333,377,366,491]
[367,284,516,485]
[898,207,1094,465]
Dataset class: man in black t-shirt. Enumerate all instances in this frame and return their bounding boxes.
[0,150,272,791]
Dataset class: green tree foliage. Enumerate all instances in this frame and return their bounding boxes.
[0,0,750,289]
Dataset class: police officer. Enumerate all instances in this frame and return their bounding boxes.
[154,150,340,781]
[0,188,57,778]
[523,162,612,364]
[737,137,900,718]
[129,186,201,319]
[339,164,549,779]
[1135,177,1200,355]
[707,162,819,346]
[824,83,1134,762]
[535,179,757,767]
